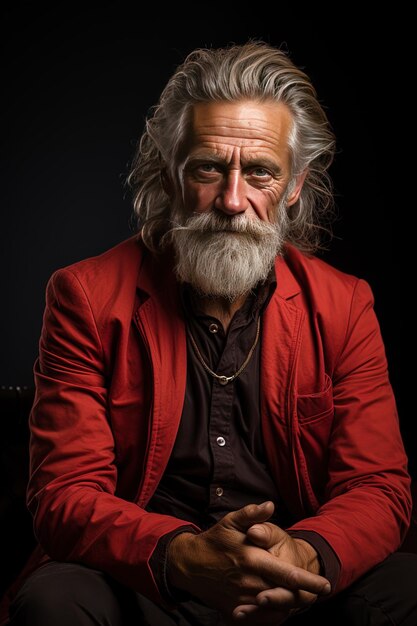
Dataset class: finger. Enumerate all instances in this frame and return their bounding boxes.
[252,551,331,596]
[224,502,275,533]
[232,603,289,624]
[247,522,286,549]
[256,586,317,610]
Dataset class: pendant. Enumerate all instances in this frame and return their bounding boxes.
[218,375,231,385]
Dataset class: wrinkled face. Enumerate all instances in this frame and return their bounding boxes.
[168,100,306,301]
[177,100,304,222]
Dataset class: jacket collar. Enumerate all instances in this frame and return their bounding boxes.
[274,246,301,301]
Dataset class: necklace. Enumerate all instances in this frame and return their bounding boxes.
[187,317,261,385]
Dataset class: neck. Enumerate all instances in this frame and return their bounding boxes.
[194,293,249,332]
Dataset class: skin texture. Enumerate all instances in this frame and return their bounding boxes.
[168,502,330,624]
[167,101,329,623]
[179,100,304,222]
[175,100,306,327]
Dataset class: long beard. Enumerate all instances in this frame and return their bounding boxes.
[168,200,288,301]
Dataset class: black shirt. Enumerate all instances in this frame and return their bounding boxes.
[148,278,294,528]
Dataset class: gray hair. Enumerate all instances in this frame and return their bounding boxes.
[128,41,336,253]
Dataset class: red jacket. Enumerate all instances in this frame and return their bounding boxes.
[4,236,411,617]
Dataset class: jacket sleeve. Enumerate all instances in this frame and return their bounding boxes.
[27,268,198,605]
[288,278,411,593]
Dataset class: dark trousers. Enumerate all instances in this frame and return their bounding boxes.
[9,553,417,625]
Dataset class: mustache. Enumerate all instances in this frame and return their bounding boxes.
[171,211,278,237]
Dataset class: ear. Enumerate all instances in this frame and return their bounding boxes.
[160,168,174,198]
[287,169,308,207]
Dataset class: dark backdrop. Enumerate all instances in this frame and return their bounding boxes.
[3,12,407,471]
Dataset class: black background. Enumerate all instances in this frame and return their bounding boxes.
[2,11,407,472]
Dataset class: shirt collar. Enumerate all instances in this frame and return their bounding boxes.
[180,265,277,323]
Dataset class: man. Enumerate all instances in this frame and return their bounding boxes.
[6,42,416,625]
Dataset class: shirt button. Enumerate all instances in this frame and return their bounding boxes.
[216,436,226,447]
[209,323,219,333]
[216,487,224,497]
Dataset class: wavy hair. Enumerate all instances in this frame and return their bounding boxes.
[127,41,336,253]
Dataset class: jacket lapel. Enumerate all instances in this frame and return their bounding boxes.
[133,247,187,507]
[261,254,307,520]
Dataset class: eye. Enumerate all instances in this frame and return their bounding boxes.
[197,163,218,173]
[190,162,222,181]
[249,167,271,178]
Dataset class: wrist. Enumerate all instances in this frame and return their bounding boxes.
[293,538,321,575]
[166,531,197,592]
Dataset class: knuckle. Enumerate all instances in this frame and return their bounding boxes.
[242,503,258,519]
[284,569,301,589]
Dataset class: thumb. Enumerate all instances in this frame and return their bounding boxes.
[224,501,275,532]
[247,521,288,549]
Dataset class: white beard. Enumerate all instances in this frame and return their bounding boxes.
[168,200,288,301]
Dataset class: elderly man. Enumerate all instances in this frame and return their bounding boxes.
[7,42,416,625]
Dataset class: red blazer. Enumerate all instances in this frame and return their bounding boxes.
[6,236,411,615]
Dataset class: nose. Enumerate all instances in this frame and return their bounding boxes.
[214,169,248,215]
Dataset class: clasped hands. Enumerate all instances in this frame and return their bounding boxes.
[167,501,331,624]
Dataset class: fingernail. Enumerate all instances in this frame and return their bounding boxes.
[235,611,246,619]
[323,583,331,595]
[259,596,269,606]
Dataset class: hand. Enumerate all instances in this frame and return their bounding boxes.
[231,511,330,621]
[167,502,330,624]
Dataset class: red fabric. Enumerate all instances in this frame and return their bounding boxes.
[0,236,411,623]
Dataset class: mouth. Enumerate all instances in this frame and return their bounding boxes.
[200,228,249,234]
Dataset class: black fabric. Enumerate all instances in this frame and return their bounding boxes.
[8,562,136,626]
[9,554,417,625]
[288,552,417,625]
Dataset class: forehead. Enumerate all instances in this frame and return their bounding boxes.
[186,100,293,159]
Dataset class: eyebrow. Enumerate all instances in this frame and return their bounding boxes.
[242,156,282,174]
[183,153,282,175]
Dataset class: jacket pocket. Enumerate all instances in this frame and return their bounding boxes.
[296,374,334,504]
[296,373,334,423]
